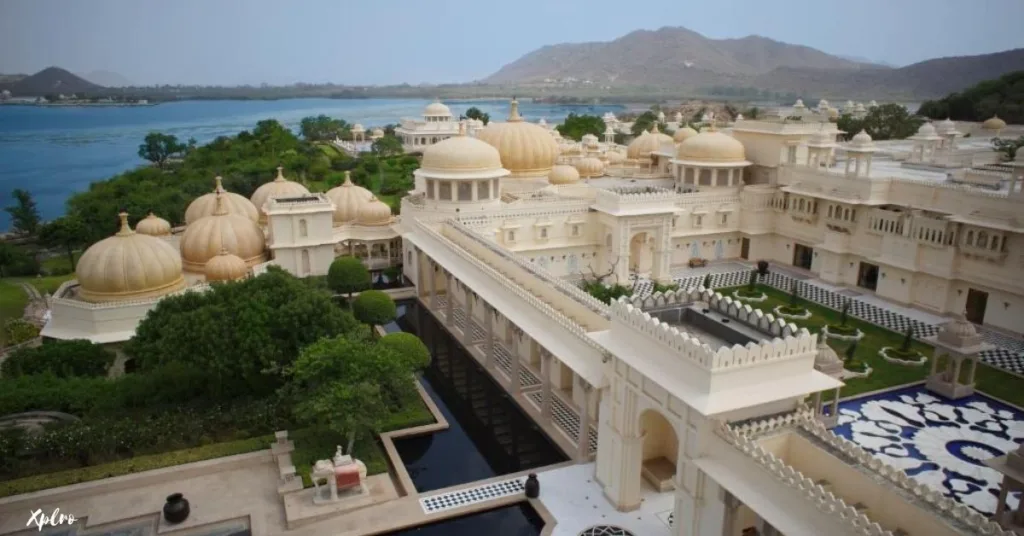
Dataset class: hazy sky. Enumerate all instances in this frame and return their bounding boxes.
[2,0,1022,86]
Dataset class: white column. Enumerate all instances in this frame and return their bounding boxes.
[541,350,553,421]
[444,274,454,326]
[485,305,495,370]
[577,381,593,461]
[462,286,473,343]
[510,330,521,394]
[428,258,438,309]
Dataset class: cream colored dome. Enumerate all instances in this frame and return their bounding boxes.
[371,128,384,138]
[828,108,840,119]
[627,124,673,159]
[204,247,249,282]
[250,167,311,222]
[581,133,599,147]
[815,338,841,365]
[326,171,374,224]
[942,313,978,338]
[421,125,504,173]
[574,157,605,179]
[794,99,806,108]
[352,123,365,133]
[548,164,581,185]
[673,126,699,143]
[76,213,186,303]
[915,122,939,138]
[983,115,1007,130]
[135,212,172,236]
[606,150,626,164]
[850,129,874,146]
[185,176,259,225]
[424,99,451,117]
[356,196,393,226]
[180,193,267,273]
[475,99,559,178]
[676,131,747,162]
[937,118,957,134]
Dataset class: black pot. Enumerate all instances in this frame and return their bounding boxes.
[163,493,190,524]
[524,473,540,499]
[756,260,770,276]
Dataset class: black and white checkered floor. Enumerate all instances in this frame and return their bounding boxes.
[632,268,1024,375]
[419,477,525,514]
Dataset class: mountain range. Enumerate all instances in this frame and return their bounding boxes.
[483,26,1024,99]
[0,67,104,96]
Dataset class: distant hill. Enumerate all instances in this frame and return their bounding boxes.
[917,70,1024,124]
[0,73,27,84]
[80,70,133,88]
[0,67,104,96]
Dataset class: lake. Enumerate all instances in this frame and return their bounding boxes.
[0,98,625,229]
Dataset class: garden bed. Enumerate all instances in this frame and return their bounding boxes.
[732,290,767,302]
[774,305,812,320]
[822,324,865,341]
[843,362,873,379]
[879,347,928,367]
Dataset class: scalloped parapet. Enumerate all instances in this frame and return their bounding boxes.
[726,411,1016,536]
[624,286,806,340]
[610,292,815,371]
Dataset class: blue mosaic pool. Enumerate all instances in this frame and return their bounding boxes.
[834,385,1024,515]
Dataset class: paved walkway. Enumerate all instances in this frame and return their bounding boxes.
[633,262,1024,376]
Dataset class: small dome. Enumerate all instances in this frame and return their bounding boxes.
[421,123,505,175]
[356,196,393,226]
[135,212,172,236]
[424,99,451,117]
[606,150,626,164]
[581,133,599,146]
[76,213,186,303]
[475,99,560,179]
[794,99,806,108]
[185,176,259,225]
[180,193,267,273]
[828,108,840,119]
[676,131,747,162]
[326,171,374,224]
[854,102,866,112]
[915,122,939,138]
[574,157,605,179]
[735,114,744,121]
[250,167,311,222]
[673,126,699,143]
[814,337,844,378]
[937,118,957,134]
[850,129,873,146]
[204,247,249,282]
[983,115,1007,130]
[627,124,673,159]
[548,164,581,185]
[943,313,978,338]
[817,99,830,109]
[352,123,365,133]
[869,100,878,108]
[371,127,384,138]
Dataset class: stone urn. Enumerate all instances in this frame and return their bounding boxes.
[525,473,540,498]
[163,493,190,524]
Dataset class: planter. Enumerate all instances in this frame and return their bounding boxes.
[163,493,190,524]
[525,473,540,498]
[879,346,928,367]
[732,290,767,303]
[822,325,865,341]
[773,306,812,320]
[842,364,873,379]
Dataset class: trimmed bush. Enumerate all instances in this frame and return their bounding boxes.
[327,256,371,298]
[352,290,397,328]
[2,339,113,378]
[3,319,39,346]
[826,323,858,336]
[379,332,431,370]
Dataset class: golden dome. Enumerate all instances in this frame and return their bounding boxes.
[575,157,605,179]
[179,193,267,273]
[424,99,452,117]
[626,124,673,159]
[135,212,172,236]
[325,171,374,224]
[676,131,747,162]
[548,164,581,185]
[421,123,504,174]
[356,196,393,226]
[185,176,259,225]
[983,115,1007,130]
[76,213,186,303]
[204,247,249,282]
[606,151,626,164]
[475,99,559,179]
[250,167,311,222]
[673,126,699,143]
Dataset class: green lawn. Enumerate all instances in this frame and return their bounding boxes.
[0,274,75,345]
[721,284,1024,406]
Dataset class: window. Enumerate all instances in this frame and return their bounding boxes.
[694,215,703,227]
[478,180,490,199]
[426,179,435,199]
[787,146,797,164]
[720,213,728,226]
[299,219,308,238]
[507,230,516,242]
[439,181,452,201]
[540,228,548,239]
[571,225,580,237]
[977,231,988,249]
[458,182,472,201]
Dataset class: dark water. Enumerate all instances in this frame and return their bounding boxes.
[0,98,625,228]
[382,503,543,536]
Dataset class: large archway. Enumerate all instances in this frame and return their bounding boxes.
[638,409,678,492]
[629,233,653,275]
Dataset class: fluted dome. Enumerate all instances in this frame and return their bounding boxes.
[575,157,605,179]
[627,124,673,159]
[180,193,267,273]
[185,176,259,225]
[204,247,249,282]
[547,164,580,185]
[250,167,311,222]
[673,126,699,143]
[676,131,747,162]
[420,123,505,177]
[606,150,626,164]
[326,171,374,224]
[937,118,957,134]
[850,129,874,148]
[983,115,1007,130]
[352,123,365,133]
[912,122,941,140]
[814,337,844,378]
[581,133,599,147]
[943,313,977,338]
[424,99,451,117]
[135,212,172,236]
[356,196,393,226]
[475,99,559,179]
[76,213,186,303]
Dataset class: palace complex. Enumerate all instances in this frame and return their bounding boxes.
[14,98,1024,536]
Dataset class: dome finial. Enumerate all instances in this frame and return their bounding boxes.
[343,170,352,185]
[651,123,660,134]
[116,211,133,236]
[213,191,229,216]
[508,97,522,123]
[219,246,229,256]
[275,166,285,181]
[214,175,225,193]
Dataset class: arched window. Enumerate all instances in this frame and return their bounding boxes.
[828,205,834,218]
[991,235,1000,251]
[301,249,311,276]
[977,231,988,249]
[299,219,308,238]
[966,230,974,246]
[843,208,850,221]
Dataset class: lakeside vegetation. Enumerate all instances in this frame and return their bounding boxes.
[918,70,1024,124]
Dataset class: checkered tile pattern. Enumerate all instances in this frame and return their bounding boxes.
[526,390,598,453]
[419,477,525,514]
[492,340,542,389]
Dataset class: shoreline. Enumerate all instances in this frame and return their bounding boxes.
[1,102,156,108]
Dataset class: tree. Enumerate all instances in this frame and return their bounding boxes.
[299,115,349,142]
[5,189,40,235]
[465,107,490,125]
[352,290,397,336]
[328,256,371,304]
[556,113,605,141]
[844,340,859,362]
[900,325,915,353]
[0,243,16,278]
[746,270,757,291]
[371,135,404,159]
[836,104,924,141]
[840,299,851,326]
[186,137,198,154]
[1,339,114,378]
[992,136,1024,161]
[137,132,186,168]
[917,71,1024,124]
[630,111,666,137]
[378,332,431,370]
[38,216,88,272]
[702,274,712,289]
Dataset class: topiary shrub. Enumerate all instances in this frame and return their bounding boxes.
[352,290,397,334]
[328,256,371,303]
[3,319,39,346]
[378,332,430,370]
[1,339,113,378]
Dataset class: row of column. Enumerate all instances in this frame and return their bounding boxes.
[421,253,595,461]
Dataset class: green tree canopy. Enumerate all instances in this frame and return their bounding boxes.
[4,189,40,235]
[371,134,404,159]
[836,103,924,141]
[137,132,186,168]
[918,71,1024,124]
[328,256,371,300]
[465,107,490,125]
[300,115,350,141]
[630,111,667,137]
[352,290,397,334]
[1,339,114,378]
[379,331,431,370]
[556,113,606,141]
[125,267,358,397]
[38,216,88,272]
